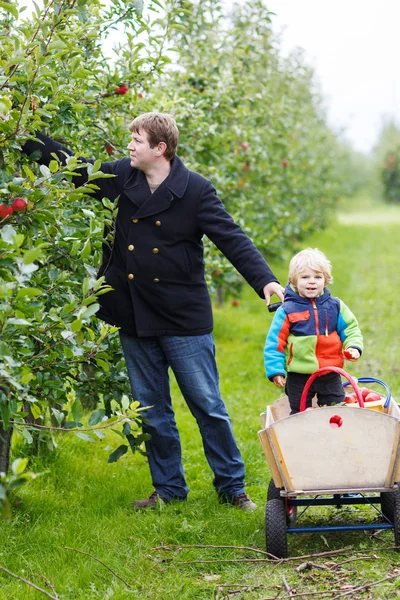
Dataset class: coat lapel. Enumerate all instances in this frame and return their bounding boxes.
[123,155,190,218]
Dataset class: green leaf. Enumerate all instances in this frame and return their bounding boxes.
[95,358,110,372]
[81,239,91,259]
[71,319,82,332]
[1,224,17,244]
[23,246,43,265]
[82,303,99,320]
[88,409,105,426]
[11,458,29,476]
[75,432,95,442]
[108,444,128,463]
[0,2,19,18]
[16,287,42,300]
[30,403,41,419]
[82,278,89,296]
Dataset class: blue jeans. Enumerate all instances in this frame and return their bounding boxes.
[119,332,246,500]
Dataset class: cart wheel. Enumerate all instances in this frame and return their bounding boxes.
[267,479,297,525]
[380,487,400,523]
[393,491,400,548]
[265,499,288,559]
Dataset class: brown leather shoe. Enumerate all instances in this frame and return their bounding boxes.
[132,491,167,509]
[219,492,257,512]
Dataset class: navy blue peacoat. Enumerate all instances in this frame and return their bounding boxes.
[24,133,279,336]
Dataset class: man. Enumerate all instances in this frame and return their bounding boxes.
[23,113,284,511]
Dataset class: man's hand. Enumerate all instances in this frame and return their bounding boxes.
[263,281,284,306]
[272,375,286,388]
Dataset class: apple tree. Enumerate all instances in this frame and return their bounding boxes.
[0,0,185,493]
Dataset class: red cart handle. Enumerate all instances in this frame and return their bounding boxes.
[299,366,365,412]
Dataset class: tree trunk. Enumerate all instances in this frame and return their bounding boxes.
[0,424,13,474]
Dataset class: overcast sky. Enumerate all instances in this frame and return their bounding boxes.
[265,0,400,154]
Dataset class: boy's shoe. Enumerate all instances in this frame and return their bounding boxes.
[131,491,168,509]
[219,492,257,512]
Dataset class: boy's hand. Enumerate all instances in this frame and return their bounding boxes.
[343,348,360,362]
[272,375,286,388]
[263,282,284,306]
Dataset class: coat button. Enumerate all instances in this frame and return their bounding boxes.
[128,274,135,280]
[152,248,159,254]
[128,245,134,251]
[132,218,139,223]
[153,278,160,283]
[155,220,161,226]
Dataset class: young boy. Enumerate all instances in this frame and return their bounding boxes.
[264,248,363,414]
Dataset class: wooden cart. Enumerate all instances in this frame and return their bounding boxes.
[258,367,400,558]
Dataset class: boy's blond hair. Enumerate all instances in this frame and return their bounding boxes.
[288,248,333,286]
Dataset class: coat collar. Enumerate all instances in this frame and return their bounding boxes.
[123,155,190,218]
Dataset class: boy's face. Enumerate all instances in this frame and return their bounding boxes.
[296,268,326,299]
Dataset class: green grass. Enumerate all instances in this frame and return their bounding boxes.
[3,198,400,599]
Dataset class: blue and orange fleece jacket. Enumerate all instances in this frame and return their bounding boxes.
[264,284,363,380]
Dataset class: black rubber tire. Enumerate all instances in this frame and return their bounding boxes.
[393,490,400,548]
[381,487,400,523]
[267,478,282,500]
[265,499,288,559]
[267,479,297,525]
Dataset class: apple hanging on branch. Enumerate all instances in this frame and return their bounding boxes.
[11,197,27,212]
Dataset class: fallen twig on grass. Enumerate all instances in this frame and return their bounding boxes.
[296,561,331,573]
[281,573,296,597]
[330,555,379,569]
[153,543,270,556]
[0,565,58,599]
[153,544,354,564]
[330,572,400,599]
[64,546,132,588]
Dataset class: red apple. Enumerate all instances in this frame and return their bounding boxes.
[232,299,239,307]
[241,142,248,151]
[137,92,143,99]
[282,159,288,167]
[344,394,357,404]
[212,270,222,277]
[115,84,129,95]
[0,203,13,219]
[359,387,371,400]
[364,392,382,403]
[11,197,27,211]
[105,143,114,155]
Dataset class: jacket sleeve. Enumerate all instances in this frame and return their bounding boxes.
[264,306,289,380]
[197,179,279,297]
[337,299,363,354]
[22,132,127,201]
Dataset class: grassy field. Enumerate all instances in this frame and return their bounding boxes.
[3,196,400,599]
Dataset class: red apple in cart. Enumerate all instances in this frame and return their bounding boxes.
[344,394,358,404]
[359,387,371,399]
[364,392,382,403]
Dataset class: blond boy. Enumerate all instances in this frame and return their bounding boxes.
[264,248,363,414]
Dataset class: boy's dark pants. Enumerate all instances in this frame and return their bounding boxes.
[286,371,345,414]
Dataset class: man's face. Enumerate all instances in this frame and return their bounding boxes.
[127,128,158,170]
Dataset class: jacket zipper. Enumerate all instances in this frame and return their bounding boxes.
[312,300,320,362]
[325,311,328,336]
[312,300,319,334]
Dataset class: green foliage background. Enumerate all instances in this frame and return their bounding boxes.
[0,0,366,500]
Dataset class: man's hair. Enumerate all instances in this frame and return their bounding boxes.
[288,248,333,285]
[129,112,179,160]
